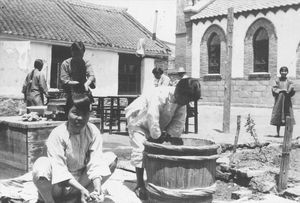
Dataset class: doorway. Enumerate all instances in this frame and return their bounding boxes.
[50,45,71,88]
[118,54,141,95]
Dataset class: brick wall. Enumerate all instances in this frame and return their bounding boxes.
[296,45,300,79]
[195,17,298,108]
[185,21,193,74]
[175,34,187,68]
[200,78,300,108]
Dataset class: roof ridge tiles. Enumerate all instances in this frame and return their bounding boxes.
[0,0,169,55]
[56,0,112,46]
[191,0,300,21]
[65,0,127,12]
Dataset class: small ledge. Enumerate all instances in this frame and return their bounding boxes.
[248,73,271,80]
[203,74,222,81]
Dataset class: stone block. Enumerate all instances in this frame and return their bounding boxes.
[216,91,224,97]
[206,81,219,86]
[216,156,230,165]
[233,85,241,91]
[259,80,271,86]
[231,189,252,200]
[252,92,263,98]
[255,86,268,92]
[205,91,217,97]
[283,185,300,198]
[202,85,209,90]
[238,91,252,98]
[209,85,221,91]
[261,194,297,203]
[246,169,267,178]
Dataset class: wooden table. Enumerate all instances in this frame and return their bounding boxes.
[0,116,101,173]
[93,95,139,134]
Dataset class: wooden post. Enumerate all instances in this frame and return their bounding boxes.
[233,115,241,153]
[230,115,241,165]
[223,7,234,133]
[278,116,293,192]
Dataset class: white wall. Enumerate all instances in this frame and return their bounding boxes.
[192,8,300,78]
[0,41,51,97]
[141,58,155,93]
[30,42,52,87]
[0,39,159,97]
[85,49,119,96]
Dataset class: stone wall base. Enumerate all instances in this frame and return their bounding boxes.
[0,97,26,116]
[200,78,300,108]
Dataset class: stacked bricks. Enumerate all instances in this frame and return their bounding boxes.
[200,78,300,107]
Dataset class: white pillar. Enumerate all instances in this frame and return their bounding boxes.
[141,58,155,94]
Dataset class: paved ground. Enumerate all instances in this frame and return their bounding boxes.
[103,104,300,150]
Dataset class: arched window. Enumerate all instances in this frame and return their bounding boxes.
[208,33,221,74]
[253,28,269,72]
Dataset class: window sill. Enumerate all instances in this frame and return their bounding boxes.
[248,73,271,80]
[203,74,222,81]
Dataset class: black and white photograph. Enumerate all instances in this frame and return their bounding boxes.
[0,0,299,202]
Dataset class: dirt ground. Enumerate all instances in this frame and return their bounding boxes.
[213,145,300,201]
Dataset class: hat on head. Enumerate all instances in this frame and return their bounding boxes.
[178,67,186,73]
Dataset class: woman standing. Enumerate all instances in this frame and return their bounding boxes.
[270,66,296,137]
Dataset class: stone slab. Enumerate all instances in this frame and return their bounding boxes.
[284,185,300,198]
[231,189,252,200]
[0,116,100,129]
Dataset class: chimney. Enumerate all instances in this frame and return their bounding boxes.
[152,10,158,40]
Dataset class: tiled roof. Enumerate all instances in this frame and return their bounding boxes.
[191,0,300,21]
[0,0,169,55]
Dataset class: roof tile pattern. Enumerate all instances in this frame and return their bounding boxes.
[191,0,300,20]
[0,0,168,55]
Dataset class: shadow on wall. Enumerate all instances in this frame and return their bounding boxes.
[0,98,26,116]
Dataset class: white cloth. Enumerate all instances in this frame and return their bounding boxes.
[43,122,112,184]
[125,86,186,167]
[154,74,170,87]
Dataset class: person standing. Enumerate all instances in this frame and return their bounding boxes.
[152,67,170,87]
[177,67,188,79]
[270,66,296,137]
[60,41,96,115]
[125,78,201,200]
[170,67,188,86]
[22,59,48,106]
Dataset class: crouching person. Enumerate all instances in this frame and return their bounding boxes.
[32,93,117,203]
[125,78,201,200]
